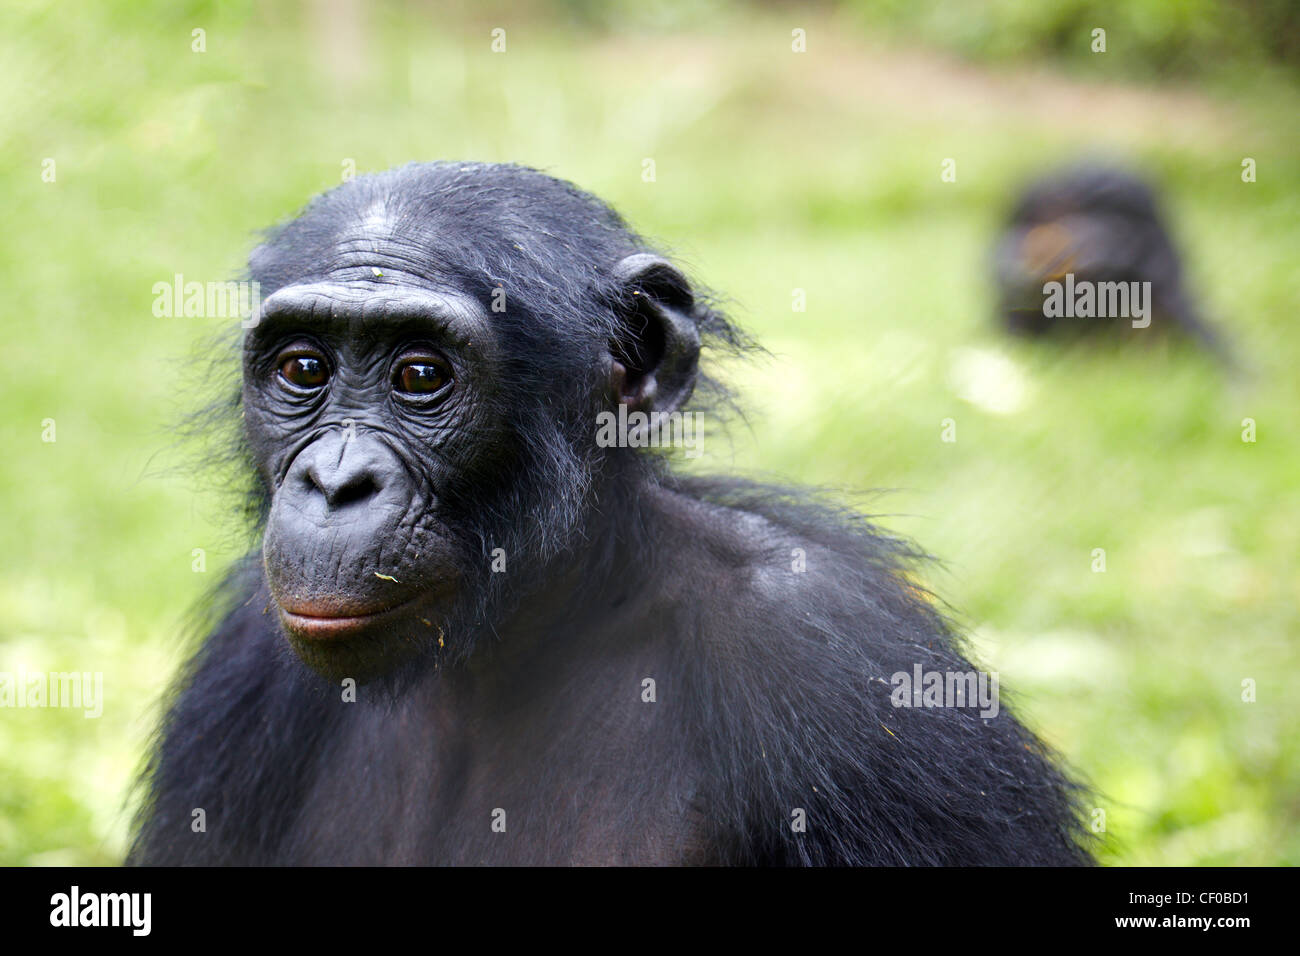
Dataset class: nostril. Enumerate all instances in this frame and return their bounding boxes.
[303,463,381,509]
[330,473,379,508]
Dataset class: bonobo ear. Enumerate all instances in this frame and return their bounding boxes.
[608,253,701,414]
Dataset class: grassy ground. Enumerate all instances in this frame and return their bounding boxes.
[1,2,1296,865]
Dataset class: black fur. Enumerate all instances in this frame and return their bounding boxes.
[132,162,1092,865]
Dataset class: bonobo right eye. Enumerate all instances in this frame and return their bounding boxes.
[277,351,329,390]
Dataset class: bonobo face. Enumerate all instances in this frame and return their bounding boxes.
[242,277,500,683]
[239,164,708,684]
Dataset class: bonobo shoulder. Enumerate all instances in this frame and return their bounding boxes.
[649,482,1090,866]
[649,480,946,658]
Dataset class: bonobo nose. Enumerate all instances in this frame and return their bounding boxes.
[292,432,400,512]
[305,459,380,508]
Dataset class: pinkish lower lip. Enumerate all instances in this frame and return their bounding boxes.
[278,598,414,641]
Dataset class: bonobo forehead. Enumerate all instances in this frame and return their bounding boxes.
[249,161,640,301]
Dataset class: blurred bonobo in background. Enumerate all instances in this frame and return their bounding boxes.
[993,163,1234,365]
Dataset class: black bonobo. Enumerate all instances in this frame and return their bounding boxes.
[132,162,1091,865]
[994,163,1231,363]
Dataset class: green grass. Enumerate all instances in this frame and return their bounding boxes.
[1,1,1297,865]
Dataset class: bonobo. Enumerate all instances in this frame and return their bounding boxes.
[994,163,1231,362]
[132,162,1091,865]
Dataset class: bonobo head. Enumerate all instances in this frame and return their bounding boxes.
[240,162,735,683]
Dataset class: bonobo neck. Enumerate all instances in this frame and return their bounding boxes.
[459,466,667,676]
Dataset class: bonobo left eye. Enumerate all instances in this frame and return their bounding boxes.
[392,353,453,397]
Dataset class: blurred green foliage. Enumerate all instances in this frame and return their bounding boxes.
[843,0,1300,79]
[0,0,1296,865]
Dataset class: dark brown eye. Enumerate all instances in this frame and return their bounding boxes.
[279,355,329,389]
[394,357,451,395]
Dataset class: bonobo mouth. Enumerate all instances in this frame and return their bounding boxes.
[277,596,419,642]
